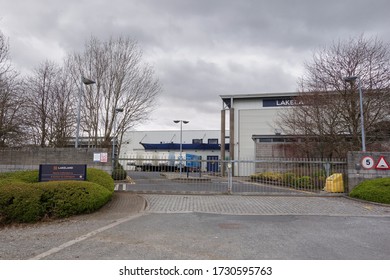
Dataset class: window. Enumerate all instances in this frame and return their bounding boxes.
[192,139,203,144]
[208,138,218,144]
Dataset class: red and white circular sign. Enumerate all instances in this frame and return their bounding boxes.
[361,156,375,169]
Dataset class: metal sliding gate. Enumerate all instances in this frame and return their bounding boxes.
[115,157,347,195]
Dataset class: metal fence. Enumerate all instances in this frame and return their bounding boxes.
[116,157,347,195]
[236,158,347,194]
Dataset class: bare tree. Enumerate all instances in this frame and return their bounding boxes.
[67,36,161,153]
[24,61,76,147]
[50,67,77,147]
[0,30,26,147]
[279,35,390,157]
[0,76,25,147]
[2,34,160,150]
[0,30,10,77]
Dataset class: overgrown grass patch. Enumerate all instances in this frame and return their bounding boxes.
[0,168,114,224]
[350,177,390,204]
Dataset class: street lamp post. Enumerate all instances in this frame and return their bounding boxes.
[112,108,124,172]
[83,129,90,148]
[344,76,366,152]
[75,76,96,148]
[173,120,189,175]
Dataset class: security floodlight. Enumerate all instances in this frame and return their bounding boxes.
[82,76,96,85]
[344,76,358,82]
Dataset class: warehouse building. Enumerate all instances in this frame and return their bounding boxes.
[119,92,299,174]
[119,130,229,172]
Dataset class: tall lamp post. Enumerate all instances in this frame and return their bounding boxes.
[75,76,96,148]
[344,76,366,152]
[173,120,189,175]
[112,108,124,172]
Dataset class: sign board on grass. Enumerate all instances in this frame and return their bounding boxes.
[39,164,87,182]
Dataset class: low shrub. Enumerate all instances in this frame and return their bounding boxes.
[0,183,43,223]
[250,172,283,183]
[282,172,297,185]
[293,176,313,189]
[38,181,112,218]
[0,170,39,183]
[0,168,114,224]
[250,171,324,191]
[350,178,390,204]
[112,162,127,181]
[87,168,115,192]
[112,169,127,181]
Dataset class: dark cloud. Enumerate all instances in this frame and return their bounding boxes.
[1,0,390,130]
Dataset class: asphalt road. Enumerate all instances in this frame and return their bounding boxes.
[38,213,390,260]
[1,193,389,260]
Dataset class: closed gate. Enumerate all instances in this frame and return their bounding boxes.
[115,157,347,195]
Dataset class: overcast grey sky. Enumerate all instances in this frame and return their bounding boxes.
[1,0,390,131]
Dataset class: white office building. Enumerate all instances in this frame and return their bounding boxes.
[220,92,297,175]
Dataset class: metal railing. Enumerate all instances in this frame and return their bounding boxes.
[230,158,347,194]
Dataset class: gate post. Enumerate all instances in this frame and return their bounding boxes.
[221,109,226,176]
[227,162,233,194]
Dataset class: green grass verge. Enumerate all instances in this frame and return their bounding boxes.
[350,177,390,204]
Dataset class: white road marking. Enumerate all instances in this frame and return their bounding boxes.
[29,213,144,260]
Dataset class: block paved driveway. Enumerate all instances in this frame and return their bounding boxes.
[1,192,390,260]
[143,194,390,216]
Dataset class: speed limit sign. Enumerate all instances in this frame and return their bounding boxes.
[361,156,375,169]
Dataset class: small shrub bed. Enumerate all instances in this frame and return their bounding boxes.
[250,171,326,189]
[0,168,114,224]
[250,172,283,183]
[350,177,390,204]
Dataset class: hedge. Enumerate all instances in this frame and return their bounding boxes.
[0,168,114,224]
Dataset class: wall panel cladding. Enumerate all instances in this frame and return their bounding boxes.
[0,148,111,173]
